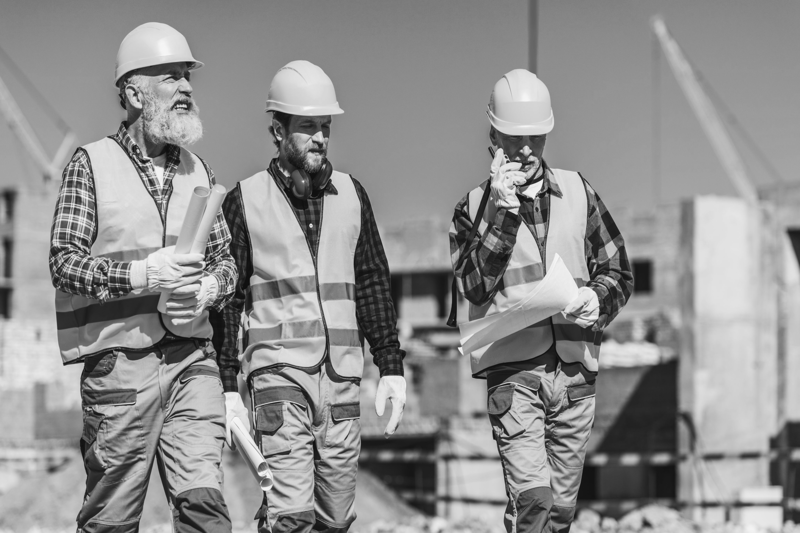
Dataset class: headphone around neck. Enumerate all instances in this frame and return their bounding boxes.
[289,160,333,200]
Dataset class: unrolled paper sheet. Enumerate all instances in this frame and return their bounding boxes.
[231,417,274,491]
[459,254,579,355]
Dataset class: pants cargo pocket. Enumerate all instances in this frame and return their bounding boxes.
[330,403,360,423]
[81,408,105,471]
[487,383,526,439]
[567,381,596,402]
[254,387,308,458]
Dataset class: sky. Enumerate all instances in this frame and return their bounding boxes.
[0,0,798,227]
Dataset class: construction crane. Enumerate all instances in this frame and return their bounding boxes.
[651,15,759,206]
[0,53,75,182]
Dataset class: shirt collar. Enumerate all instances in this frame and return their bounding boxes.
[268,158,338,196]
[113,122,180,164]
[518,160,562,199]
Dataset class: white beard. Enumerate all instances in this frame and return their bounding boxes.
[141,89,203,147]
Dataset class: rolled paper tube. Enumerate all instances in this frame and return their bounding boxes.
[231,417,274,492]
[158,186,210,313]
[190,184,227,255]
[175,186,211,254]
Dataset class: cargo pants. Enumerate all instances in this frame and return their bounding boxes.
[77,339,231,533]
[250,362,361,533]
[486,346,596,533]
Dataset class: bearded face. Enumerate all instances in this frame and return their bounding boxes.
[140,82,203,147]
[284,135,327,175]
[279,115,331,175]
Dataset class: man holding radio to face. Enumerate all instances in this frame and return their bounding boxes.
[209,60,406,533]
[449,69,633,533]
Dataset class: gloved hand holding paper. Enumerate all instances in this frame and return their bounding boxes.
[230,417,273,492]
[459,254,579,355]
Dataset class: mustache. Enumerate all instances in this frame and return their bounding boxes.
[170,96,196,112]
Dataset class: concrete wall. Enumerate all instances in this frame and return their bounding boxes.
[11,185,59,321]
[677,196,780,519]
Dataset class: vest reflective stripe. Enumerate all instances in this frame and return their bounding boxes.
[55,138,212,364]
[247,279,355,305]
[240,169,363,379]
[466,169,600,376]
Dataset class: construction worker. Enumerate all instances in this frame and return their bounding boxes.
[49,22,236,533]
[449,70,633,533]
[209,60,406,533]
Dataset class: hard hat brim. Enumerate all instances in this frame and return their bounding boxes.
[115,57,203,86]
[265,100,344,116]
[487,109,554,136]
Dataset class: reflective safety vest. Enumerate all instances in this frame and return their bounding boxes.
[55,137,213,364]
[464,169,601,377]
[238,169,364,380]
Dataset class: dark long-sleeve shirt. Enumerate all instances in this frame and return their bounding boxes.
[49,123,236,309]
[449,164,633,330]
[210,160,404,392]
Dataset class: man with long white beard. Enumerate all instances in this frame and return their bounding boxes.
[209,60,406,533]
[49,23,236,533]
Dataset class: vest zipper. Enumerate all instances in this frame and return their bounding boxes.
[271,169,331,362]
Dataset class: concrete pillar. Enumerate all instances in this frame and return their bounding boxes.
[678,196,780,521]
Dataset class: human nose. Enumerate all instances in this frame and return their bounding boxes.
[311,130,324,144]
[520,144,532,157]
[178,77,193,96]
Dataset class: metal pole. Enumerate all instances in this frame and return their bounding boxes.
[529,0,538,73]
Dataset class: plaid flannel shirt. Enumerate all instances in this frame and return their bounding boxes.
[449,163,633,329]
[49,123,236,311]
[209,159,404,392]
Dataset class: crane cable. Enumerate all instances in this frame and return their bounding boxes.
[0,41,72,136]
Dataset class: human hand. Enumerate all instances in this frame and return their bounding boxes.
[562,287,600,328]
[164,275,218,324]
[145,246,204,292]
[224,391,250,450]
[375,376,406,438]
[489,148,526,211]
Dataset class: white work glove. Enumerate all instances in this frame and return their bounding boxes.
[224,391,250,450]
[562,287,601,329]
[164,275,219,324]
[130,246,204,292]
[375,376,406,439]
[490,148,527,211]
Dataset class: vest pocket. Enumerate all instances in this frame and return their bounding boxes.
[487,383,525,439]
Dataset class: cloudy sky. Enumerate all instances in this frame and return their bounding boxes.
[0,0,797,226]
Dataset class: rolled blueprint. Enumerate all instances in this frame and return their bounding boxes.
[190,184,227,254]
[231,417,274,491]
[175,186,211,253]
[158,186,210,312]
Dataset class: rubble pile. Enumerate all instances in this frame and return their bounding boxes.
[354,506,800,533]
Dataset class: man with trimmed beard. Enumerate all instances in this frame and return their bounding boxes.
[209,60,406,533]
[49,23,236,533]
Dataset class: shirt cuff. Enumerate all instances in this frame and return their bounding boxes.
[374,350,405,377]
[495,207,522,237]
[220,365,240,393]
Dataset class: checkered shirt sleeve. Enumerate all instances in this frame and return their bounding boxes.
[49,148,133,302]
[581,176,633,328]
[449,186,523,306]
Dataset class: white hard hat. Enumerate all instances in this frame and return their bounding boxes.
[266,60,344,116]
[487,69,554,135]
[115,22,203,86]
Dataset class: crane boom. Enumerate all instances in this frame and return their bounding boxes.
[651,15,758,205]
[0,71,74,181]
